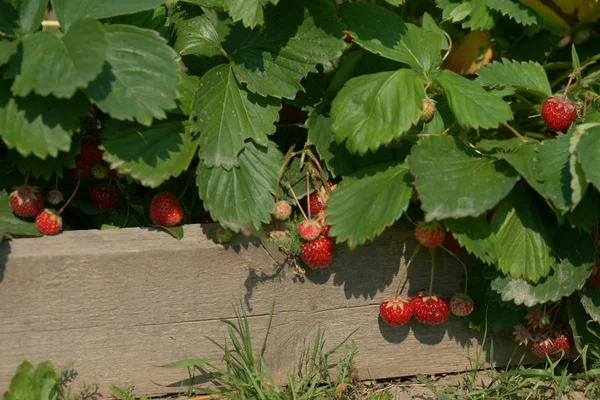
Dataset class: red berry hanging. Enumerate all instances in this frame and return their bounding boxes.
[149,192,184,227]
[415,221,446,248]
[300,237,334,268]
[35,209,63,235]
[380,296,414,325]
[541,96,577,132]
[9,185,44,218]
[90,183,120,210]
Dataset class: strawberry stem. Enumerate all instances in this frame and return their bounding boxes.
[562,73,575,98]
[275,147,297,203]
[428,247,436,296]
[54,175,59,191]
[304,151,330,195]
[58,173,81,215]
[503,122,529,143]
[23,170,30,186]
[177,172,192,202]
[394,245,421,297]
[285,181,308,220]
[440,245,469,295]
[306,169,311,219]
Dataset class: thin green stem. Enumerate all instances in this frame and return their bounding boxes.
[394,245,421,297]
[440,245,469,295]
[54,174,59,190]
[428,247,436,296]
[218,46,230,60]
[304,150,330,195]
[551,54,600,88]
[23,170,30,186]
[177,172,191,202]
[285,181,308,220]
[275,147,297,202]
[59,174,81,215]
[306,169,311,219]
[404,213,417,227]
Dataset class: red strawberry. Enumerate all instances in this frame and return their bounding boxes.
[80,137,104,164]
[549,332,572,361]
[343,29,353,43]
[274,200,292,220]
[298,219,322,240]
[35,209,62,235]
[91,162,110,180]
[301,237,334,268]
[380,296,413,325]
[415,221,446,248]
[308,182,334,216]
[531,336,554,358]
[449,294,474,317]
[420,98,436,122]
[411,293,450,324]
[47,190,63,205]
[67,155,92,179]
[90,183,120,210]
[149,192,183,227]
[541,96,577,132]
[587,267,600,287]
[9,185,45,218]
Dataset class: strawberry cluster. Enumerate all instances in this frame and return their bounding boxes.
[299,183,336,269]
[513,308,573,361]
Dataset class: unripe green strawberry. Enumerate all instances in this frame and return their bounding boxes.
[217,226,234,243]
[47,189,64,205]
[91,162,110,180]
[420,98,436,122]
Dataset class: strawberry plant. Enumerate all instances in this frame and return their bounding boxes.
[2,0,600,362]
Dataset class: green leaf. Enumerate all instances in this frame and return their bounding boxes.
[534,133,588,213]
[330,69,425,155]
[52,0,167,31]
[11,19,109,98]
[0,80,88,158]
[225,0,279,29]
[408,135,519,221]
[83,24,179,126]
[160,225,184,240]
[4,360,59,400]
[327,163,412,249]
[339,2,442,75]
[0,40,18,66]
[462,0,495,30]
[174,71,199,116]
[161,358,213,368]
[490,227,594,306]
[230,0,345,99]
[485,0,540,26]
[0,0,47,36]
[434,70,514,129]
[100,119,199,188]
[8,141,79,180]
[576,127,600,192]
[572,44,580,71]
[196,140,283,232]
[174,14,220,56]
[0,190,42,237]
[422,12,449,51]
[490,188,554,283]
[580,286,600,323]
[476,58,551,98]
[444,216,501,264]
[566,190,600,231]
[499,141,546,195]
[191,64,279,169]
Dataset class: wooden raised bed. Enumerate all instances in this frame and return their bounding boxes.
[0,224,522,396]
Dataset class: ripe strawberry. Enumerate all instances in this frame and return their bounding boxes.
[298,219,322,241]
[149,192,183,227]
[531,336,554,359]
[308,182,334,216]
[80,137,104,164]
[90,183,120,210]
[47,189,63,205]
[415,221,446,248]
[541,96,577,132]
[10,185,45,218]
[380,296,413,325]
[420,98,436,122]
[217,226,233,243]
[91,162,110,180]
[525,308,551,335]
[549,332,572,361]
[587,267,600,287]
[301,237,334,268]
[274,200,292,220]
[412,293,450,325]
[450,294,474,317]
[343,29,353,43]
[67,155,92,179]
[35,209,62,235]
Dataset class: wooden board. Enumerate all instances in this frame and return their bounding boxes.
[0,224,523,397]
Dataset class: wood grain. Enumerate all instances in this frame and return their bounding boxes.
[0,224,524,397]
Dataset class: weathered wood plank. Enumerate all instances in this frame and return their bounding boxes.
[0,224,522,396]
